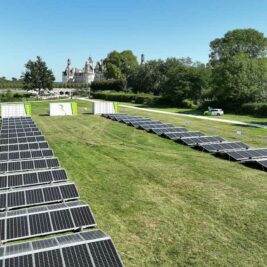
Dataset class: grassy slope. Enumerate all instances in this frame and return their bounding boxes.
[31,100,267,267]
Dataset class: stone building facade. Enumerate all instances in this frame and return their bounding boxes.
[62,57,105,84]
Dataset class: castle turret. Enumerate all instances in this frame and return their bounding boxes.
[141,54,145,64]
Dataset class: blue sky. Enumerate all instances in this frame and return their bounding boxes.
[0,0,266,81]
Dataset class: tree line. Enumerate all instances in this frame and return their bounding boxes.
[97,28,267,110]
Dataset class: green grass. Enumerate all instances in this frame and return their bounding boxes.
[121,102,267,125]
[29,100,266,266]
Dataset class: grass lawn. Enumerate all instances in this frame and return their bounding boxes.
[29,99,266,266]
[120,102,267,125]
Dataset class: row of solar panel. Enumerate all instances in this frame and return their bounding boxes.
[0,148,53,162]
[1,122,36,129]
[0,127,39,134]
[0,141,48,153]
[2,117,33,121]
[0,130,42,139]
[0,201,95,242]
[0,229,123,267]
[0,135,45,145]
[103,114,267,172]
[0,157,59,173]
[0,182,79,210]
[0,168,67,189]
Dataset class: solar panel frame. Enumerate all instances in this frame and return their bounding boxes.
[0,229,124,267]
[0,137,46,146]
[133,121,162,128]
[180,136,225,146]
[0,127,39,134]
[145,124,176,132]
[200,141,249,153]
[0,131,42,139]
[0,182,79,211]
[222,148,267,161]
[0,201,96,243]
[0,149,53,162]
[0,168,67,192]
[163,131,205,140]
[150,127,188,135]
[126,118,152,126]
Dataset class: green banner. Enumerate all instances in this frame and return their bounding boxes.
[71,102,78,115]
[114,102,119,113]
[25,103,32,116]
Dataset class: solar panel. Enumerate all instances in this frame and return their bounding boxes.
[0,137,45,146]
[150,127,188,135]
[116,116,141,122]
[0,131,42,139]
[0,169,46,190]
[0,183,79,210]
[146,124,177,132]
[163,131,205,140]
[126,118,152,126]
[0,201,95,242]
[0,229,124,267]
[200,141,249,153]
[0,149,53,162]
[133,121,162,128]
[180,136,225,146]
[223,148,267,161]
[140,123,174,131]
[0,127,39,134]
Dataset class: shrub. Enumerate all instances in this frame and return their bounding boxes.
[241,102,267,116]
[92,92,161,105]
[181,99,197,109]
[90,79,126,91]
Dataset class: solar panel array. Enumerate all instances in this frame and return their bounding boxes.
[0,229,123,267]
[0,116,124,266]
[102,113,267,172]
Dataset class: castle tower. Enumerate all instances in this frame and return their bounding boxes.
[141,54,145,65]
[62,58,72,83]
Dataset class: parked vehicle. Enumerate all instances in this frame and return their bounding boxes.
[204,108,224,116]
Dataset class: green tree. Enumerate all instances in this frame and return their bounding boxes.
[21,56,55,93]
[211,53,266,106]
[209,29,267,107]
[128,60,166,95]
[104,63,123,79]
[103,50,138,79]
[210,29,267,64]
[162,63,208,105]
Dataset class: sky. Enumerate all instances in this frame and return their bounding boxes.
[0,0,266,81]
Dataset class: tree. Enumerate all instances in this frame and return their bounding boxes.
[210,29,267,64]
[128,60,166,95]
[103,50,138,79]
[104,63,123,79]
[211,53,266,107]
[162,63,209,105]
[21,56,55,93]
[209,29,267,107]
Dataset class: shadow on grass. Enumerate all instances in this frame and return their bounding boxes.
[81,112,94,115]
[248,121,267,126]
[39,113,49,116]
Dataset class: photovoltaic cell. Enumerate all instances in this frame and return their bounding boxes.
[62,244,94,267]
[34,249,64,267]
